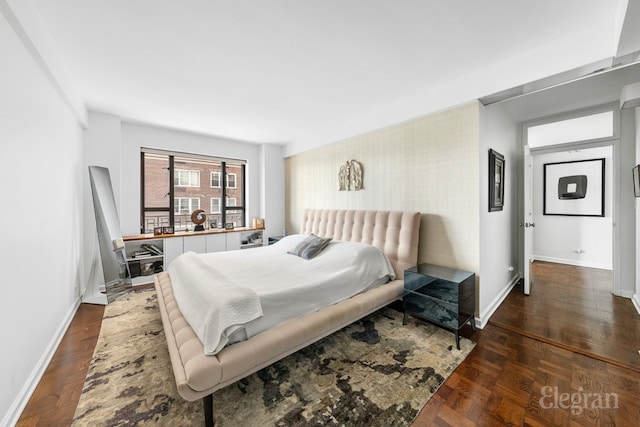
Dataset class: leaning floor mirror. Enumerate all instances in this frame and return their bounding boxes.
[89,165,132,303]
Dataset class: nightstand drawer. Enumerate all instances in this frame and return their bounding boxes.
[404,270,437,292]
[404,292,458,329]
[411,278,459,304]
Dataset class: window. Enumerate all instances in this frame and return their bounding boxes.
[526,109,615,148]
[211,197,221,213]
[227,173,237,188]
[140,149,246,233]
[211,172,221,188]
[175,169,200,187]
[175,198,199,215]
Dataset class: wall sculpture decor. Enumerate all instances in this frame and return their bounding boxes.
[543,158,605,216]
[338,160,363,191]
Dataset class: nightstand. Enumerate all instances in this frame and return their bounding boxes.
[268,235,284,245]
[403,263,475,349]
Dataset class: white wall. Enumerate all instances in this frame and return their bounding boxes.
[531,146,613,269]
[82,114,286,296]
[83,112,123,302]
[619,107,637,296]
[478,103,521,326]
[0,12,84,426]
[634,107,640,311]
[1,0,86,125]
[259,144,286,240]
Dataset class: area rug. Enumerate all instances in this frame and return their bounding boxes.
[72,289,475,426]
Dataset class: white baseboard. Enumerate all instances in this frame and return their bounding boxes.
[1,298,81,427]
[633,294,640,315]
[614,289,634,298]
[82,291,107,305]
[532,255,612,271]
[475,274,521,329]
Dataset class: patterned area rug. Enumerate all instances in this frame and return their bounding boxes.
[73,289,475,426]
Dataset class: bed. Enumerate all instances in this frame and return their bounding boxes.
[154,208,421,426]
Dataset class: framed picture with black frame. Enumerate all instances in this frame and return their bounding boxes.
[488,149,505,212]
[543,158,605,216]
[633,164,640,197]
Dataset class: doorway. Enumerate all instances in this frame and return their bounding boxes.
[486,64,640,373]
[522,106,617,295]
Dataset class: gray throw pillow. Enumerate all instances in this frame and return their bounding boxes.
[287,234,332,260]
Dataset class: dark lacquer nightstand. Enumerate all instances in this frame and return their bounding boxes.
[403,263,476,349]
[268,235,284,245]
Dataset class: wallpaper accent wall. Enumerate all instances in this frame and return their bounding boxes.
[285,102,480,273]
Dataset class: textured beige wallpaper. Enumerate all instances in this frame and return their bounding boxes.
[285,102,480,273]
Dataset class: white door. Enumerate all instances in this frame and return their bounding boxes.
[523,146,534,295]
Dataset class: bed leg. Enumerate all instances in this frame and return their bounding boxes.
[203,394,214,427]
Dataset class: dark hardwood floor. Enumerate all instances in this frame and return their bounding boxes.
[414,323,640,426]
[17,263,640,426]
[16,303,104,427]
[489,261,640,372]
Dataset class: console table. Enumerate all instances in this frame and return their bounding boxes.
[403,263,476,349]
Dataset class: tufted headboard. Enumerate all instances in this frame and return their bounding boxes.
[300,209,421,279]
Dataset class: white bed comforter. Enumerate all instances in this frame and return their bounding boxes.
[167,234,396,355]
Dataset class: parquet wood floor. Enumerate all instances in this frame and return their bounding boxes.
[16,303,104,427]
[16,264,640,426]
[489,261,640,372]
[414,323,640,426]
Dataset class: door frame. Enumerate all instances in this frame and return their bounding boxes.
[519,104,620,295]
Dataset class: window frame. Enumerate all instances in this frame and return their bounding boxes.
[140,149,246,233]
[174,197,200,215]
[523,104,619,152]
[226,173,237,188]
[174,169,200,187]
[210,197,221,213]
[210,171,221,188]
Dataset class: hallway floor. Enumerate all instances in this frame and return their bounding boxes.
[489,261,640,372]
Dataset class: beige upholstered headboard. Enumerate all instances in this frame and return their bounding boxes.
[300,209,421,279]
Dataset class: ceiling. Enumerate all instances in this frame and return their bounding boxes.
[26,0,639,156]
